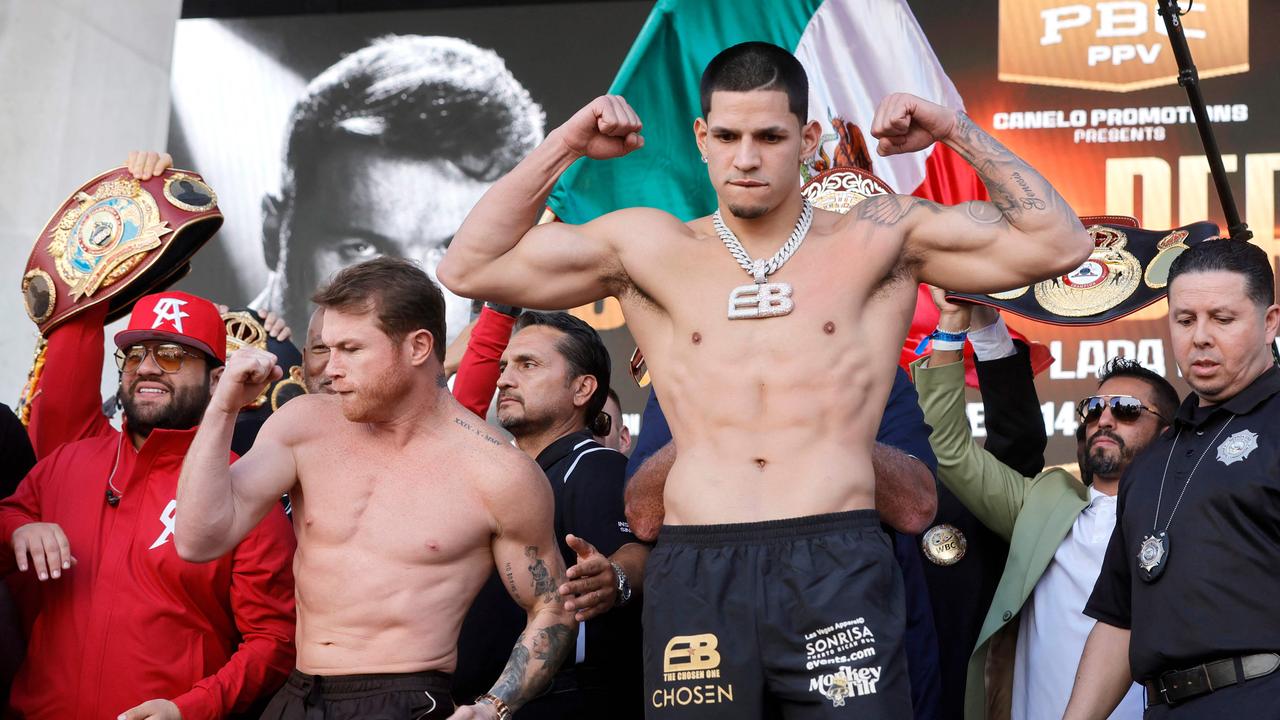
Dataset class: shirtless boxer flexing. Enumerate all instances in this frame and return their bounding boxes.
[437,42,1091,718]
[176,258,576,719]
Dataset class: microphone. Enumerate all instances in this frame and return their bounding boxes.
[106,489,120,507]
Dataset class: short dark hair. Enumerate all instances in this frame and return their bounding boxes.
[312,257,447,362]
[606,387,621,411]
[1168,239,1275,308]
[283,35,544,197]
[514,311,611,435]
[700,42,808,124]
[1097,357,1180,423]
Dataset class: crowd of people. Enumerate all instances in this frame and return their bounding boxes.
[3,40,1279,720]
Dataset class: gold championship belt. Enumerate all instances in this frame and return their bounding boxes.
[947,216,1220,326]
[21,167,222,335]
[17,167,222,425]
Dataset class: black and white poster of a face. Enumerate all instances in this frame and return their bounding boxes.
[168,3,651,341]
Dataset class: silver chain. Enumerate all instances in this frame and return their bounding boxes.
[1152,415,1233,532]
[714,199,813,283]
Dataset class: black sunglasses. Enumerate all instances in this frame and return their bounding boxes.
[1077,394,1166,425]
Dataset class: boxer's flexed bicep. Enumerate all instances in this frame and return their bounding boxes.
[444,206,665,311]
[862,94,1091,294]
[440,95,652,311]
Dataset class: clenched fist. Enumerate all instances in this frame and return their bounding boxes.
[871,93,960,157]
[554,95,644,161]
[212,346,282,414]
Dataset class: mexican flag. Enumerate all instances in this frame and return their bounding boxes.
[547,0,1050,382]
[547,0,984,222]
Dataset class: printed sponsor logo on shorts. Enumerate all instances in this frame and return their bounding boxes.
[804,618,880,706]
[652,633,734,708]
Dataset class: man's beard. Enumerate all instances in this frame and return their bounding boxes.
[119,376,210,438]
[727,203,770,220]
[497,399,554,440]
[1083,429,1133,478]
[338,362,412,422]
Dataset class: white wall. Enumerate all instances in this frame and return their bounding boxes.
[0,0,181,405]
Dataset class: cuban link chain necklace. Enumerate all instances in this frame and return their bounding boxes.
[715,199,813,320]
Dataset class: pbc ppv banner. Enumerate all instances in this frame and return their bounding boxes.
[913,0,1278,462]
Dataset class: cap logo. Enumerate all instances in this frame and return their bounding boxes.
[151,297,190,333]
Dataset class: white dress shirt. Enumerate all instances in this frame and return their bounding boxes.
[1011,487,1145,719]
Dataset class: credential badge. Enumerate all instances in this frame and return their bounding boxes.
[1216,429,1259,466]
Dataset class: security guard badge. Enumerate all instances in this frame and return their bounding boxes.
[921,524,967,566]
[1137,531,1169,583]
[47,178,172,301]
[1217,429,1259,466]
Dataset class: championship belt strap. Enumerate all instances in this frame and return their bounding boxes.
[947,217,1221,326]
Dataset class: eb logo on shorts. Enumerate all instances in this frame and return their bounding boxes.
[655,634,735,709]
[663,634,721,673]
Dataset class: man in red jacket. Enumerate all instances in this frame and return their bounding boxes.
[1,283,296,720]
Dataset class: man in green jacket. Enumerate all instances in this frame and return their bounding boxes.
[913,294,1178,719]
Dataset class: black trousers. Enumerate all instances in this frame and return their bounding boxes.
[260,669,453,720]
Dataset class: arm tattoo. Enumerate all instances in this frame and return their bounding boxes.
[856,194,942,227]
[489,620,576,707]
[532,624,574,663]
[948,112,1067,224]
[453,416,504,446]
[526,546,559,602]
[491,633,529,702]
[504,561,520,597]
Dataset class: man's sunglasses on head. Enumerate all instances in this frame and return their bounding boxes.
[115,343,201,374]
[1076,394,1166,425]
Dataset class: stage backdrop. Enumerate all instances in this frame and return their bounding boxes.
[913,0,1279,462]
[168,1,1279,462]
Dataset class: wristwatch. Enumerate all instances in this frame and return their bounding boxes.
[483,301,522,318]
[610,560,633,607]
[476,693,513,720]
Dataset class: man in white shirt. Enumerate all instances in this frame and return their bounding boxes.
[912,293,1178,719]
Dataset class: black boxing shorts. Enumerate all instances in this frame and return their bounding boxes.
[260,669,453,719]
[643,510,911,719]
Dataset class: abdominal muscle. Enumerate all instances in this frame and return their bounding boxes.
[291,536,492,675]
[658,362,884,526]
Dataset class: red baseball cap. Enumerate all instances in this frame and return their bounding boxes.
[113,291,227,364]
